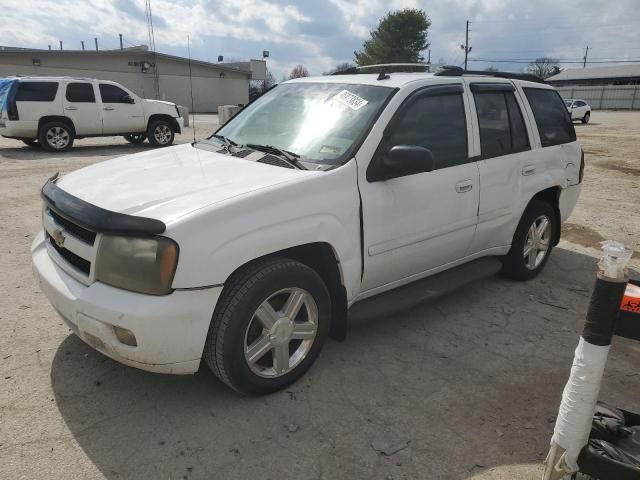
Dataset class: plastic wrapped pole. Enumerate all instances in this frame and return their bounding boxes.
[542,241,632,480]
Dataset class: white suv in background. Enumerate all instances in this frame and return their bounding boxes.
[0,76,183,151]
[31,66,584,394]
[564,98,591,124]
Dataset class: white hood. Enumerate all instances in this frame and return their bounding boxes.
[57,143,315,224]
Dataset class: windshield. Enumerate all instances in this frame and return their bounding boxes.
[211,82,394,165]
[0,78,15,112]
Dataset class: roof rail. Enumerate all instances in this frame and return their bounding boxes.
[331,63,435,76]
[435,65,545,84]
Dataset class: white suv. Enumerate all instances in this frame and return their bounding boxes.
[31,67,584,394]
[0,76,183,151]
[564,98,591,124]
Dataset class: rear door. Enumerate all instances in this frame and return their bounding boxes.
[14,81,61,133]
[63,81,102,135]
[358,83,480,293]
[466,79,536,253]
[98,82,145,134]
[572,100,588,119]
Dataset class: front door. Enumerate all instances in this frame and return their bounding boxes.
[62,81,102,135]
[98,83,145,134]
[358,84,480,293]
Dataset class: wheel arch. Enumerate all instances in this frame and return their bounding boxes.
[219,242,349,341]
[147,114,181,133]
[38,116,76,135]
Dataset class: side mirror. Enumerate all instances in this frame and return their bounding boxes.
[382,145,435,177]
[124,95,135,104]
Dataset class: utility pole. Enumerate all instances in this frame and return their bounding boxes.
[81,40,85,51]
[460,20,472,71]
[59,41,63,50]
[94,37,99,51]
[119,33,123,50]
[583,45,591,68]
[427,49,431,64]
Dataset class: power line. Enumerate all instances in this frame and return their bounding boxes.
[469,58,640,64]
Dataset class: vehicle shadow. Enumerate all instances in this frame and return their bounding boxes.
[0,143,155,160]
[50,246,640,480]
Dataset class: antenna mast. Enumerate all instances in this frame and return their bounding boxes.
[187,36,196,143]
[145,0,161,99]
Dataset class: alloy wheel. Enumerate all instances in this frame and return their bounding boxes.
[243,287,318,378]
[153,124,172,145]
[523,215,551,270]
[46,126,70,149]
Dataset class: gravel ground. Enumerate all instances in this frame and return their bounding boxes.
[1,111,639,480]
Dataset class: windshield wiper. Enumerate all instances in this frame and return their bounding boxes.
[245,143,306,169]
[211,134,239,148]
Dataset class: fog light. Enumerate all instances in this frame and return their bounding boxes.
[113,326,137,347]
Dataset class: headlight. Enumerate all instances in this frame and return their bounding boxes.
[95,236,179,295]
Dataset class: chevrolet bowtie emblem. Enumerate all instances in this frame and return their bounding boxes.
[51,229,65,248]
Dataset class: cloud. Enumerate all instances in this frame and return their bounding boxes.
[0,0,638,78]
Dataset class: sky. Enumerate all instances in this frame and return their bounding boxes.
[1,0,639,79]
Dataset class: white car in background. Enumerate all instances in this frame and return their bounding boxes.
[564,98,591,124]
[0,76,183,151]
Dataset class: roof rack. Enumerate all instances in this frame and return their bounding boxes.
[435,65,545,84]
[331,63,434,76]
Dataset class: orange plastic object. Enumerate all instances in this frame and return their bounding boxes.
[620,283,640,313]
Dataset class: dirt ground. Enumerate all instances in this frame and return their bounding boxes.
[1,111,639,480]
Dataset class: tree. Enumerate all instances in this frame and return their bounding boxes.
[484,65,498,72]
[354,9,431,65]
[288,64,310,79]
[323,62,355,75]
[249,68,277,101]
[527,57,562,79]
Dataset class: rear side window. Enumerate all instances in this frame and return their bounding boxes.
[473,91,529,159]
[385,93,468,169]
[15,81,58,101]
[524,88,576,147]
[99,84,129,103]
[66,83,95,103]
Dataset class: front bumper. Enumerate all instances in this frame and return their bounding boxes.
[175,116,184,134]
[32,232,221,374]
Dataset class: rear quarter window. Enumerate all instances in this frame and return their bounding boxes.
[15,81,59,102]
[523,88,576,147]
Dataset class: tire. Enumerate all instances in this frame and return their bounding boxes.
[38,121,74,152]
[147,120,174,147]
[22,139,39,148]
[501,199,557,281]
[203,257,331,395]
[582,111,590,124]
[124,133,146,144]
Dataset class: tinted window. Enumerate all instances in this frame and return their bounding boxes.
[385,93,467,170]
[474,91,530,158]
[15,81,58,101]
[506,93,530,152]
[99,84,130,103]
[524,88,576,147]
[66,83,95,103]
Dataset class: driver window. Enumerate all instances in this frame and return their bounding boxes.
[99,84,131,104]
[384,93,468,170]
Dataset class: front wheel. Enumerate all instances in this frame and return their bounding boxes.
[147,120,174,147]
[582,111,590,124]
[124,133,146,144]
[501,199,556,281]
[203,257,331,394]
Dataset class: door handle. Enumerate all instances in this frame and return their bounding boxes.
[455,180,473,193]
[103,106,115,111]
[522,165,536,176]
[64,106,78,111]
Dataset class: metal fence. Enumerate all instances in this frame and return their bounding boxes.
[556,85,640,110]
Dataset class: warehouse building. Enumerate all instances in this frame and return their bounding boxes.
[547,64,640,86]
[0,45,266,112]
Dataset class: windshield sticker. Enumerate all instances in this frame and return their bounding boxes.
[319,145,342,155]
[334,90,369,111]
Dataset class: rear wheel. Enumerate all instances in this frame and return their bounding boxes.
[22,139,39,148]
[147,120,174,147]
[203,257,331,394]
[501,199,556,281]
[38,121,74,152]
[124,133,146,144]
[582,111,590,124]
